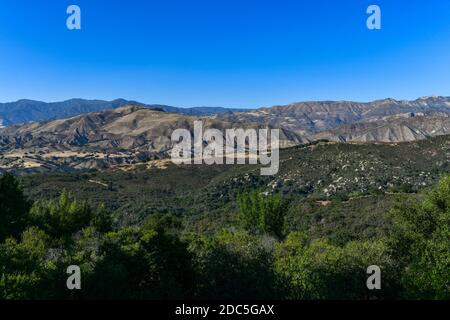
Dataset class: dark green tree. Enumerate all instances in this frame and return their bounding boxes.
[237,192,286,238]
[82,227,194,299]
[388,175,450,299]
[274,232,397,299]
[188,230,278,299]
[0,227,55,299]
[0,173,31,241]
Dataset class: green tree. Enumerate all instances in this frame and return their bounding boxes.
[237,192,286,238]
[388,175,450,299]
[82,227,194,299]
[0,173,31,241]
[29,190,111,239]
[274,232,397,299]
[91,204,113,233]
[188,230,278,299]
[0,227,56,299]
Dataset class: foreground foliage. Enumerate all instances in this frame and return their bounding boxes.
[0,173,448,299]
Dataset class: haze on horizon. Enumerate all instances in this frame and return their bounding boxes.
[1,0,450,108]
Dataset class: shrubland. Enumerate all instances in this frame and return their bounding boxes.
[0,172,448,299]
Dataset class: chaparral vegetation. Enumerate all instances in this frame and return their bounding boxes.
[1,139,449,300]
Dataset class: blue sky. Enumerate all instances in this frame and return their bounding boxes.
[0,0,450,108]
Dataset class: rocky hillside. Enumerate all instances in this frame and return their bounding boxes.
[218,96,450,139]
[0,105,302,172]
[314,110,450,142]
[2,96,450,172]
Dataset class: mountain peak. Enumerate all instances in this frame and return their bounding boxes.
[417,95,448,101]
[373,98,399,105]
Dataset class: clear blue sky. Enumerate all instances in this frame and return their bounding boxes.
[1,0,450,108]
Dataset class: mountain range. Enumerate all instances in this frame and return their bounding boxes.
[0,98,248,127]
[217,96,450,139]
[1,96,450,172]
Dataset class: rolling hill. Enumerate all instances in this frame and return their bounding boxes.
[1,96,450,172]
[0,105,302,172]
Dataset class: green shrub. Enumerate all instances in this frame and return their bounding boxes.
[237,192,286,238]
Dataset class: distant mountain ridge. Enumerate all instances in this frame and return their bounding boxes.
[0,98,249,126]
[2,96,450,131]
[0,105,302,172]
